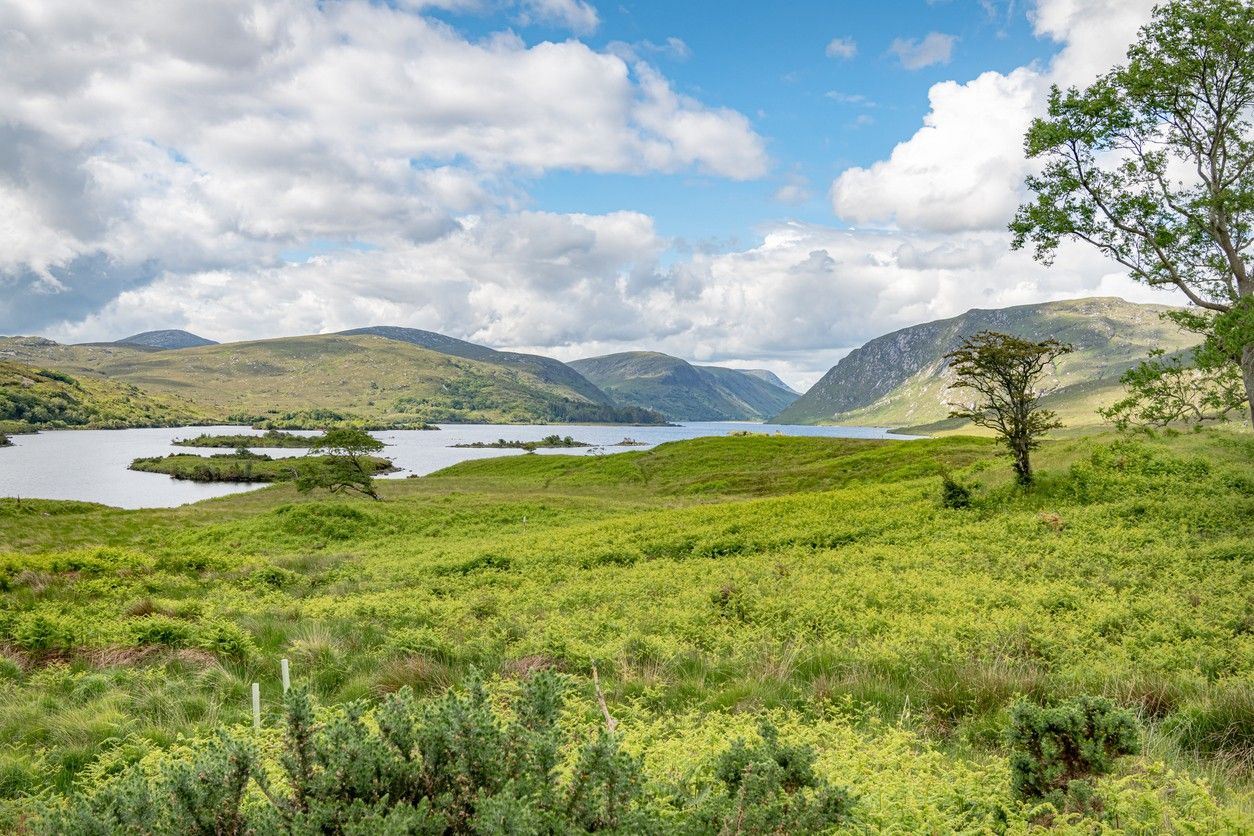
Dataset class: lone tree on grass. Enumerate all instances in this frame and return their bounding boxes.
[1010,0,1254,425]
[295,427,385,500]
[945,332,1073,486]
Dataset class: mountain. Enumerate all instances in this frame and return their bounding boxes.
[0,333,664,426]
[339,326,608,405]
[773,297,1201,429]
[568,352,799,421]
[740,369,799,394]
[115,330,218,349]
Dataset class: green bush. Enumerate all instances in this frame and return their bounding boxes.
[939,472,972,509]
[33,674,854,834]
[697,721,854,833]
[129,615,194,648]
[1008,696,1141,811]
[7,611,81,653]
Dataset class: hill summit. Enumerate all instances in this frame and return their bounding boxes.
[115,330,218,349]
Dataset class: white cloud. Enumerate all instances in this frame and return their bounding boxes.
[516,0,600,34]
[888,32,957,70]
[833,0,1157,234]
[0,0,766,333]
[49,217,1176,391]
[825,37,857,59]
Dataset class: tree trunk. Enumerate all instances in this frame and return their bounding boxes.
[1242,343,1254,427]
[1012,438,1033,486]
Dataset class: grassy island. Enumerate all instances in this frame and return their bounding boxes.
[173,429,320,448]
[451,434,592,451]
[129,451,394,482]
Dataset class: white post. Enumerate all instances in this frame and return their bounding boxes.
[280,658,290,693]
[251,682,261,731]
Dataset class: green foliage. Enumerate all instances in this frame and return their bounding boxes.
[1008,696,1141,812]
[698,721,853,833]
[173,430,321,448]
[1101,347,1246,430]
[939,472,973,509]
[945,331,1073,484]
[296,428,390,500]
[1,433,1252,831]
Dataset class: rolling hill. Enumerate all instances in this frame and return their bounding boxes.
[0,334,663,426]
[774,297,1200,429]
[569,351,799,421]
[0,359,208,432]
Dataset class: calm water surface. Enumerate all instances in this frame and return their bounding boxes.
[0,423,917,509]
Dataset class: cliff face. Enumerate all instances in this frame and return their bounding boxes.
[774,297,1199,427]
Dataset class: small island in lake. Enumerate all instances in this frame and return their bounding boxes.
[451,434,592,451]
[173,429,320,448]
[130,450,394,482]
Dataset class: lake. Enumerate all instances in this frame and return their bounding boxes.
[0,422,918,509]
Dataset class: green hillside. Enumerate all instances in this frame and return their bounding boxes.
[1,431,1251,830]
[0,334,663,426]
[0,360,208,432]
[775,297,1201,428]
[569,351,798,421]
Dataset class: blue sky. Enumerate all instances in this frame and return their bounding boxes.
[436,0,1058,244]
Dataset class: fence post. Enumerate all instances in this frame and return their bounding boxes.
[252,682,261,731]
[281,658,291,694]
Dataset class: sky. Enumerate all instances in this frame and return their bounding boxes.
[0,0,1177,388]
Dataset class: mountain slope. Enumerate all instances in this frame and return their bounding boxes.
[740,369,799,394]
[115,329,218,349]
[569,352,798,421]
[774,297,1200,428]
[339,326,609,405]
[0,360,208,431]
[0,334,664,425]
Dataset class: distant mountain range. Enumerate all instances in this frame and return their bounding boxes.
[569,351,798,421]
[774,297,1199,430]
[0,330,663,426]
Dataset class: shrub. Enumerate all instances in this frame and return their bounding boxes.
[129,615,194,648]
[940,472,972,509]
[1008,696,1140,811]
[7,611,81,653]
[696,721,854,832]
[34,674,854,834]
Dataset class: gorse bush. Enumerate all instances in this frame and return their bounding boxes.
[1008,696,1141,811]
[34,672,852,835]
[939,472,973,509]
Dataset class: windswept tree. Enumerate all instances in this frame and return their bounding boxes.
[1010,0,1254,424]
[295,428,386,500]
[945,332,1073,485]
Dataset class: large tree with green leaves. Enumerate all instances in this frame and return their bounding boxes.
[1010,0,1254,424]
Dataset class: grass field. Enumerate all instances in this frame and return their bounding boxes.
[0,430,1251,831]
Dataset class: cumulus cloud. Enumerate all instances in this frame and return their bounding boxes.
[825,37,857,59]
[833,0,1157,233]
[0,0,766,333]
[888,32,957,70]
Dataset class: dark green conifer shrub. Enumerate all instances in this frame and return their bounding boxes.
[1007,696,1140,812]
[940,472,973,509]
[691,721,854,833]
[36,672,855,834]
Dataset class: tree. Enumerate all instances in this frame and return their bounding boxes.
[1099,347,1246,430]
[945,331,1073,485]
[295,427,386,500]
[1010,0,1254,424]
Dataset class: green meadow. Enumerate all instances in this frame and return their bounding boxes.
[0,431,1251,831]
